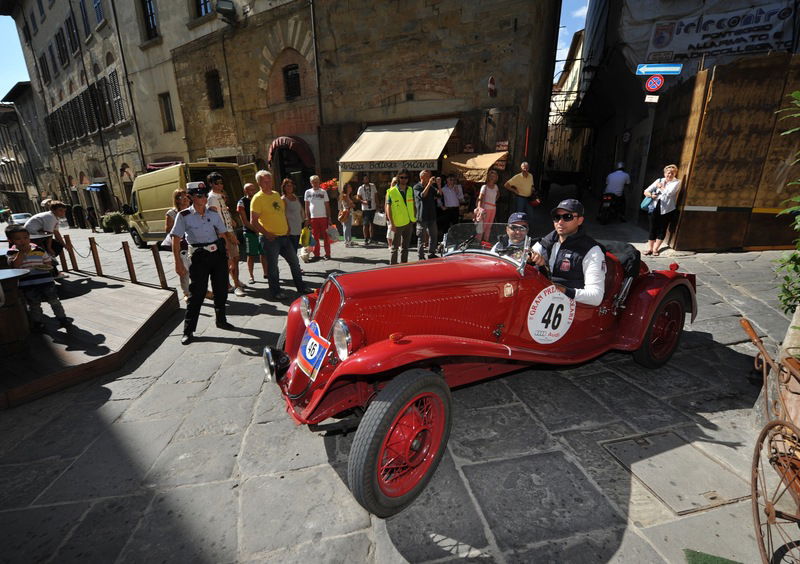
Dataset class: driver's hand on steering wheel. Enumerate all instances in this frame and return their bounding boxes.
[527,251,546,267]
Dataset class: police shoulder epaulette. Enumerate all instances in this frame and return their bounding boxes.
[180,209,192,216]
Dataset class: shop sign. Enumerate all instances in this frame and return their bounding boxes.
[339,160,439,172]
[495,140,509,151]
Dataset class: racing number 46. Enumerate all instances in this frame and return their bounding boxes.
[541,303,564,330]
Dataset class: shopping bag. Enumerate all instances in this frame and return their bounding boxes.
[640,196,652,210]
[299,226,311,247]
[327,225,340,243]
[373,212,387,227]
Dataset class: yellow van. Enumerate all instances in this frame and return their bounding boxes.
[123,162,257,247]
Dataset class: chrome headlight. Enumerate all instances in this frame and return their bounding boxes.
[300,295,312,326]
[332,319,352,360]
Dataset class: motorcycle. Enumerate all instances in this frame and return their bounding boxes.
[597,193,624,224]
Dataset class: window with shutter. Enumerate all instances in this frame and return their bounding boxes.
[79,0,91,36]
[56,29,69,67]
[39,54,51,84]
[109,70,125,122]
[66,16,80,53]
[94,0,104,24]
[141,0,158,40]
[29,10,38,33]
[48,44,59,76]
[82,91,97,133]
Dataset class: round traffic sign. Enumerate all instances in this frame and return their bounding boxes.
[645,74,664,92]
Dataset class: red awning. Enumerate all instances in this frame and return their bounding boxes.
[146,161,182,171]
[268,136,315,168]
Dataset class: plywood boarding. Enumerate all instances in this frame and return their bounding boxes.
[753,55,800,210]
[687,54,790,208]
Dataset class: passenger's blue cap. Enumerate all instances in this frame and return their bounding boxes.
[508,212,528,223]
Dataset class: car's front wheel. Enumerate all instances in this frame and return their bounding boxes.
[130,228,147,248]
[347,369,451,518]
[633,288,687,368]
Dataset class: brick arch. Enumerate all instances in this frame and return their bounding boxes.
[258,16,314,91]
[265,48,314,106]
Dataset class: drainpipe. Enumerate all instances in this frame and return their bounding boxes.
[309,0,324,174]
[109,0,147,177]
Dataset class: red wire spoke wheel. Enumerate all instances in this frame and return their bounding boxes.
[634,288,687,368]
[348,370,452,517]
[752,420,800,563]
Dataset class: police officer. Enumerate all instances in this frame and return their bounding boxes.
[171,181,234,345]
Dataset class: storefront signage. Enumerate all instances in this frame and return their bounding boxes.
[646,2,795,63]
[339,160,439,172]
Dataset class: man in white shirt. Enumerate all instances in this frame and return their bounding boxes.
[356,174,377,246]
[604,162,631,221]
[206,171,243,296]
[304,175,332,260]
[24,202,68,258]
[529,199,606,306]
[438,174,464,236]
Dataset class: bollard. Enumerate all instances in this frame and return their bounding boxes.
[150,244,168,289]
[88,237,103,276]
[58,248,68,273]
[64,234,79,271]
[122,241,138,284]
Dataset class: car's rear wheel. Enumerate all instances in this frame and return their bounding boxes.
[347,369,451,517]
[130,228,147,248]
[633,288,687,368]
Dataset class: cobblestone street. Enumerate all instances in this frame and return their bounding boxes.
[0,217,791,562]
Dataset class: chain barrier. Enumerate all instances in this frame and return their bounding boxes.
[95,243,124,253]
[69,245,92,259]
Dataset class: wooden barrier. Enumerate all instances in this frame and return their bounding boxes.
[122,241,138,284]
[150,244,168,289]
[63,234,79,271]
[88,237,103,276]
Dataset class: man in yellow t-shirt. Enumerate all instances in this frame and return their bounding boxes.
[250,170,308,299]
[504,161,536,227]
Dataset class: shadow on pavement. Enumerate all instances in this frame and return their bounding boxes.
[319,328,761,562]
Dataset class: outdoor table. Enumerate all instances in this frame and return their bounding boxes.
[0,268,31,349]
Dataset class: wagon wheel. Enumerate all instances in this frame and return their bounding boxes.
[633,288,686,368]
[752,419,800,563]
[347,369,452,518]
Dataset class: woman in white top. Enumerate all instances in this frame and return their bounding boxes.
[476,169,500,240]
[338,183,355,247]
[163,188,191,298]
[643,164,681,256]
[281,178,305,252]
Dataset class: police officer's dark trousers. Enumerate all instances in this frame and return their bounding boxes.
[184,241,228,335]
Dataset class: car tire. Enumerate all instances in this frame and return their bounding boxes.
[347,369,451,518]
[130,228,147,248]
[633,288,687,368]
[276,323,286,351]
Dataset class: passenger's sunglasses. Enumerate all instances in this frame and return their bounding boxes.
[552,213,577,222]
[398,176,408,179]
[508,224,528,232]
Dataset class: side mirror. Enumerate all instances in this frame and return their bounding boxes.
[121,204,134,215]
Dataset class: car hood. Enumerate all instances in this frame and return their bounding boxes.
[333,254,520,299]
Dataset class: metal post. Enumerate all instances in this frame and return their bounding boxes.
[150,244,168,289]
[121,241,137,284]
[64,234,79,271]
[88,237,103,276]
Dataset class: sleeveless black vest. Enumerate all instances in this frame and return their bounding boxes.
[539,228,603,290]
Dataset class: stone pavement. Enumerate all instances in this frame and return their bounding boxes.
[0,216,792,563]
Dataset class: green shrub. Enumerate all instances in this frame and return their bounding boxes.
[101,212,127,234]
[777,91,800,316]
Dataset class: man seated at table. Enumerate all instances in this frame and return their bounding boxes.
[5,224,70,331]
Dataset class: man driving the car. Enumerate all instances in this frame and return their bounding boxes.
[528,199,606,306]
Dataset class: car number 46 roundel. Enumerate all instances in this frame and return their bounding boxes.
[297,321,331,381]
[527,286,575,344]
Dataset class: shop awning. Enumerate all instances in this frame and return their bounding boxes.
[86,183,106,192]
[338,118,458,172]
[442,151,509,183]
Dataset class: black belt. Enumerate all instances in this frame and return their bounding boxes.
[190,241,217,248]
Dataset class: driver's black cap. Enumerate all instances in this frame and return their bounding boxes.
[508,212,528,223]
[551,198,584,216]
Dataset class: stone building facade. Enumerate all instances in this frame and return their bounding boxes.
[1,0,143,213]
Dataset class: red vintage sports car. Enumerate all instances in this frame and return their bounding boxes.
[264,223,697,517]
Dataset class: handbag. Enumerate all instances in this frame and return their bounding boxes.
[352,210,363,226]
[640,196,653,210]
[326,225,340,243]
[338,209,350,223]
[299,226,311,247]
[373,212,387,227]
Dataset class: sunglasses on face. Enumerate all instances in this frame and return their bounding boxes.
[508,224,528,232]
[398,176,408,179]
[552,213,577,222]
[192,194,208,199]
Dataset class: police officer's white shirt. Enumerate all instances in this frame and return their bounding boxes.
[604,170,630,197]
[170,207,228,245]
[532,241,606,306]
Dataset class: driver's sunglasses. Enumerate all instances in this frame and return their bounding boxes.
[508,224,528,232]
[552,213,577,222]
[398,175,408,179]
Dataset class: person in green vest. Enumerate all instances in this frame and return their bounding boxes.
[385,168,417,264]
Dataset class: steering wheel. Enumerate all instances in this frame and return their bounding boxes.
[457,233,477,251]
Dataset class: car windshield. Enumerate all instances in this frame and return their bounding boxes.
[12,214,30,220]
[443,223,531,267]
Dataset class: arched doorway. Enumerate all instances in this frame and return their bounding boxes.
[268,135,316,190]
